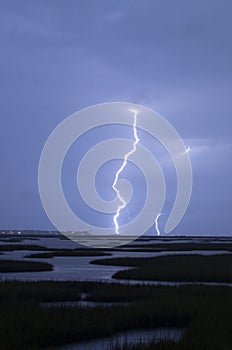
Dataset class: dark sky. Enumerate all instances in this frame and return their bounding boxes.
[1,0,232,235]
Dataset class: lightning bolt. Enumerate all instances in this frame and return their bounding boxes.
[155,213,161,236]
[112,108,139,234]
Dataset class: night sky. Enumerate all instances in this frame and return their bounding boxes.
[1,0,232,235]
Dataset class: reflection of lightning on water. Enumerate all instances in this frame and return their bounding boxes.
[112,109,139,234]
[155,213,161,236]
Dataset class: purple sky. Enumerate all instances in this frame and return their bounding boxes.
[1,0,232,235]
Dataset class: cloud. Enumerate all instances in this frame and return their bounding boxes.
[105,10,126,23]
[0,0,231,234]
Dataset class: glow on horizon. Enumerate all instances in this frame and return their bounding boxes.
[112,109,139,234]
[155,213,162,236]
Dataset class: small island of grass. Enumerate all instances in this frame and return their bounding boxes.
[0,244,48,251]
[26,250,111,258]
[0,259,53,272]
[91,254,232,283]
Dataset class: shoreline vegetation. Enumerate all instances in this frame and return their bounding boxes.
[1,236,232,349]
[1,241,232,252]
[91,254,232,283]
[0,244,50,251]
[127,242,232,252]
[0,281,232,349]
[25,251,111,258]
[0,243,110,251]
[0,260,53,272]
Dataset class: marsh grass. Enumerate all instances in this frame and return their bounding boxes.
[0,244,49,251]
[0,281,232,349]
[26,251,111,258]
[0,288,190,349]
[1,238,232,350]
[110,339,179,350]
[0,260,53,272]
[128,242,232,252]
[92,254,232,282]
[0,237,23,243]
[0,281,81,302]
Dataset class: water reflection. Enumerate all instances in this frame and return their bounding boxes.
[55,328,184,350]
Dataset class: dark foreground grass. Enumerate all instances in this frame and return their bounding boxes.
[0,281,81,301]
[0,260,53,272]
[0,281,232,349]
[92,254,232,282]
